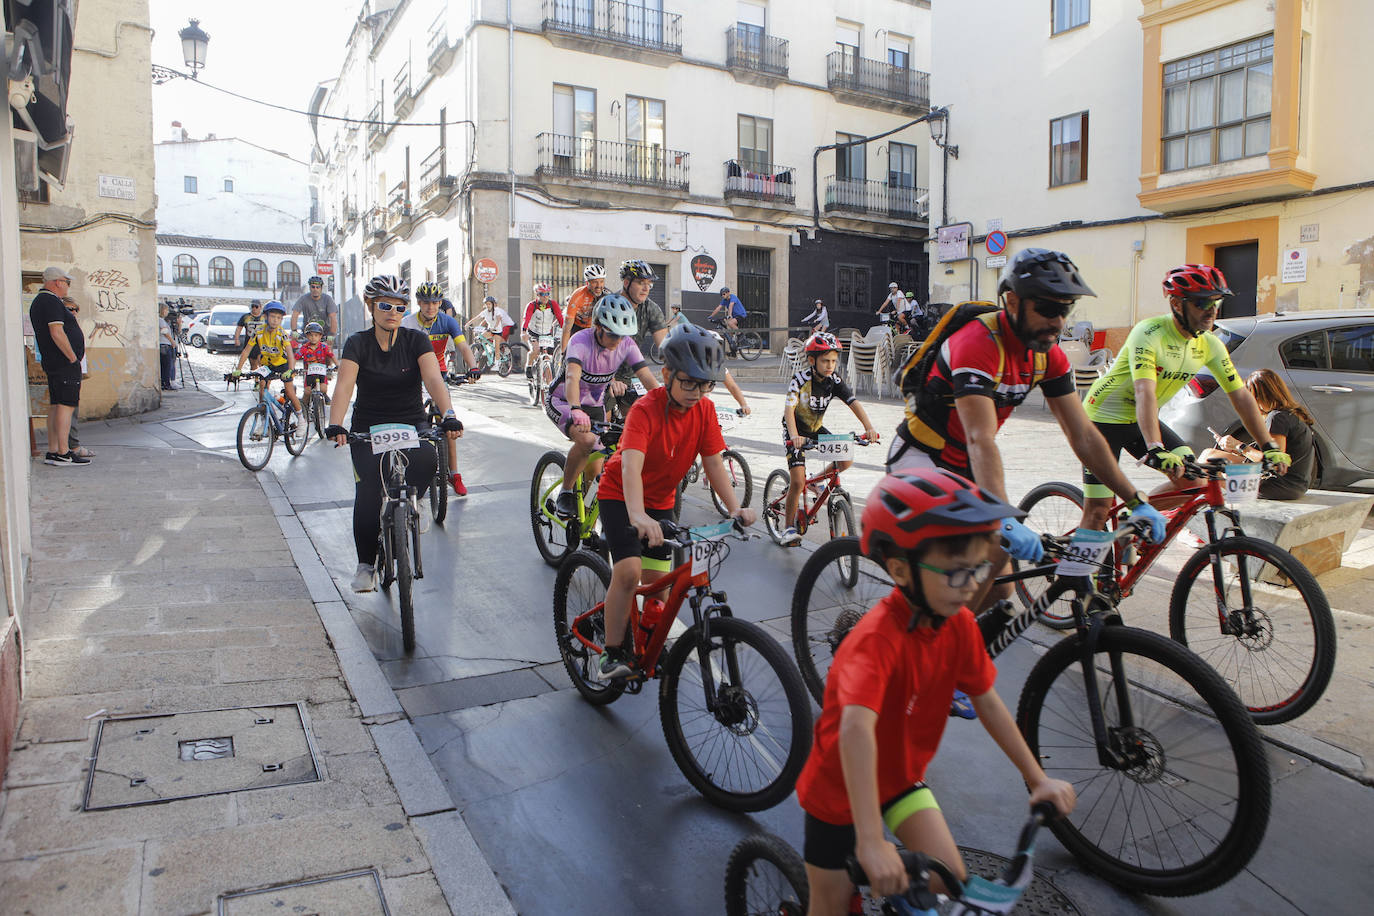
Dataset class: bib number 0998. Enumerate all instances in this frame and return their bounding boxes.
[1055,528,1115,577]
[369,424,420,454]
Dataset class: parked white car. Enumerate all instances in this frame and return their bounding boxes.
[184,312,210,348]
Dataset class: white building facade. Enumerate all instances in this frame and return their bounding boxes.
[155,135,317,308]
[928,0,1374,350]
[311,0,933,335]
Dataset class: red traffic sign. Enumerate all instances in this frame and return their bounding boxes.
[986,230,1008,255]
[315,262,334,276]
[473,258,500,284]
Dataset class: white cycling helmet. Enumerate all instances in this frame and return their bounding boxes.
[364,274,408,300]
[583,263,606,281]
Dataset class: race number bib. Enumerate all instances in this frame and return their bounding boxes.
[1056,528,1115,577]
[369,423,419,454]
[815,433,853,461]
[631,378,647,396]
[1224,463,1262,504]
[715,409,739,431]
[307,363,326,376]
[537,335,555,349]
[253,366,273,379]
[690,520,734,577]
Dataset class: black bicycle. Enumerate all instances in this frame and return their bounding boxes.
[709,315,763,361]
[422,376,473,526]
[789,524,1270,897]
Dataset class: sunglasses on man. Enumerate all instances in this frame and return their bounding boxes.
[1185,296,1224,312]
[1029,297,1076,319]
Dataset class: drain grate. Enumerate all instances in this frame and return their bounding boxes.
[217,869,389,915]
[957,847,1082,915]
[83,703,321,811]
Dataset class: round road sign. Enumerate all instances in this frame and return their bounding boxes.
[986,231,1008,255]
[473,258,500,284]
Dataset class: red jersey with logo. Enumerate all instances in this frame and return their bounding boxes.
[795,590,996,825]
[297,341,334,374]
[598,388,727,510]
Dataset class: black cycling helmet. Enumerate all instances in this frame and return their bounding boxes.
[997,248,1096,300]
[620,259,657,281]
[661,323,725,382]
[308,275,324,287]
[416,281,443,301]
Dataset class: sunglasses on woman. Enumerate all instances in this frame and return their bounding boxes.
[374,301,408,312]
[916,559,995,589]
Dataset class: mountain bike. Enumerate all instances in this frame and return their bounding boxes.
[1017,455,1334,725]
[788,524,1271,896]
[709,315,763,361]
[341,426,445,654]
[553,518,811,812]
[421,376,472,526]
[673,407,752,520]
[724,802,1060,916]
[530,421,622,566]
[302,365,336,441]
[762,434,870,569]
[525,334,560,408]
[229,368,307,471]
[471,331,514,377]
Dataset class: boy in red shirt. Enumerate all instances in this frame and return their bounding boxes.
[794,470,1075,914]
[296,322,336,397]
[594,324,757,679]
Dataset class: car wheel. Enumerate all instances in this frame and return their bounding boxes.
[190,334,205,348]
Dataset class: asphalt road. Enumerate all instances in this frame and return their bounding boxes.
[166,346,1373,916]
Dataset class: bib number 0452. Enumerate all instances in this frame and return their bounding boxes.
[369,423,419,454]
[1224,463,1261,505]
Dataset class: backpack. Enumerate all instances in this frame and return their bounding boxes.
[895,301,1048,452]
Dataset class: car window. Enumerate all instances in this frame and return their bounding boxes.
[1280,331,1328,370]
[1211,325,1247,353]
[1328,325,1374,373]
[210,312,245,327]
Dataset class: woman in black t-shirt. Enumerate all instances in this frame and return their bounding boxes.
[325,274,464,592]
[1203,369,1316,500]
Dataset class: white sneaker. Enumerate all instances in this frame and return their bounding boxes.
[780,526,802,547]
[350,563,376,592]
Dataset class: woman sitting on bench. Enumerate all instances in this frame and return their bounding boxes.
[1201,368,1315,500]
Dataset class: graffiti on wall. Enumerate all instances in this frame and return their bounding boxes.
[87,267,136,347]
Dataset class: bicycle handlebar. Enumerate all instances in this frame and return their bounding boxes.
[338,428,447,445]
[800,433,873,450]
[1040,516,1151,560]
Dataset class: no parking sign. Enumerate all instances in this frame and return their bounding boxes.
[986,230,1007,255]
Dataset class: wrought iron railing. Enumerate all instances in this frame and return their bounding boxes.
[366,102,384,146]
[824,176,928,220]
[536,132,689,191]
[826,51,930,108]
[392,62,412,110]
[725,26,787,77]
[364,206,387,238]
[387,181,410,223]
[427,10,449,66]
[542,0,682,54]
[419,147,456,198]
[723,160,796,204]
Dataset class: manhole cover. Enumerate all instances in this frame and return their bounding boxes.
[83,703,321,810]
[958,846,1082,915]
[218,869,389,915]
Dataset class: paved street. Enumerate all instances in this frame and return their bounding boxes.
[132,346,1374,914]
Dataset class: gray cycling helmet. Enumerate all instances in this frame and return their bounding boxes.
[364,274,409,300]
[661,323,725,382]
[593,294,639,336]
[303,321,324,335]
[997,248,1095,300]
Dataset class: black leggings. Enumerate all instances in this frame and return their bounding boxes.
[349,438,438,563]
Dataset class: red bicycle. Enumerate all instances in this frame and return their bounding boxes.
[762,434,871,575]
[1017,456,1334,724]
[552,520,812,812]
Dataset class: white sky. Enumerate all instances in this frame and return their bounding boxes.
[149,0,360,161]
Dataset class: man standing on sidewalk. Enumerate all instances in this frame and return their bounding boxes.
[30,266,89,466]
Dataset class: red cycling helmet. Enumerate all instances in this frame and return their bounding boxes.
[860,470,1024,563]
[1162,264,1231,300]
[804,332,841,354]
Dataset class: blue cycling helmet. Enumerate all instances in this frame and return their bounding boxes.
[593,294,639,336]
[262,301,286,315]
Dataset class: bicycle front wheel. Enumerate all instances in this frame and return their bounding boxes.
[430,444,449,526]
[1016,626,1270,896]
[311,391,327,440]
[723,832,809,916]
[660,616,813,812]
[235,404,273,471]
[737,331,764,361]
[827,495,858,587]
[530,450,575,566]
[552,551,626,706]
[394,500,416,654]
[1015,481,1085,630]
[791,537,891,704]
[283,404,309,456]
[1169,535,1335,725]
[710,449,755,518]
[762,469,790,544]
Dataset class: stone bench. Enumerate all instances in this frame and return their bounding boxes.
[1240,489,1374,579]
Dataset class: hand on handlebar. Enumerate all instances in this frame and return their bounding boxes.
[863,428,880,443]
[608,379,628,397]
[629,510,664,548]
[1262,444,1291,474]
[1128,500,1168,543]
[855,836,909,899]
[730,507,757,528]
[1028,777,1076,819]
[324,424,348,447]
[790,435,809,449]
[1145,445,1191,480]
[571,409,592,433]
[1001,518,1045,563]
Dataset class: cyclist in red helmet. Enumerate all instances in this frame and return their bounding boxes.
[794,470,1075,914]
[1079,263,1289,530]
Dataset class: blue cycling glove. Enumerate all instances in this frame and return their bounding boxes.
[1001,518,1044,563]
[1128,500,1167,543]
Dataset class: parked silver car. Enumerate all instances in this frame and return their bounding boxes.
[1159,310,1374,488]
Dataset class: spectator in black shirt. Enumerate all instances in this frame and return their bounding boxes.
[29,266,89,466]
[1202,368,1316,500]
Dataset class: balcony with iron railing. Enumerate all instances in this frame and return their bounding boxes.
[366,102,385,150]
[725,27,787,82]
[723,160,796,206]
[419,147,458,210]
[364,206,388,253]
[392,61,413,118]
[541,0,682,62]
[824,176,928,222]
[386,181,412,233]
[427,9,455,72]
[536,132,689,193]
[826,51,930,113]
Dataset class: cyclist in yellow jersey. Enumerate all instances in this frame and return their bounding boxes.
[1079,264,1289,530]
[230,301,305,421]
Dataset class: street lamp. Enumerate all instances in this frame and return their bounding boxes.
[928,107,957,160]
[179,19,210,79]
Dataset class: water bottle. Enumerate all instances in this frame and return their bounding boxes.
[639,598,666,638]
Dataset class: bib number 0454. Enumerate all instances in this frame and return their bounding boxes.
[815,433,852,461]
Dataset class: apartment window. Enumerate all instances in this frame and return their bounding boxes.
[835,22,860,58]
[533,253,604,308]
[209,256,234,286]
[553,84,596,171]
[244,258,268,288]
[1049,112,1089,186]
[277,260,301,291]
[184,176,198,193]
[156,256,163,282]
[738,1,765,38]
[223,178,234,192]
[173,254,198,284]
[738,115,773,173]
[836,264,871,313]
[886,37,910,70]
[399,259,411,291]
[1163,34,1273,172]
[626,95,666,180]
[436,239,449,291]
[888,142,916,188]
[1052,0,1090,34]
[836,132,866,182]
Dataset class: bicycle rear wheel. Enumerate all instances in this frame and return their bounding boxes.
[430,444,449,526]
[710,449,755,518]
[235,404,273,471]
[1016,626,1269,896]
[827,495,858,587]
[311,391,327,439]
[1169,535,1335,725]
[530,450,575,566]
[762,469,789,544]
[1015,481,1085,630]
[394,500,416,654]
[791,537,891,704]
[736,330,764,361]
[723,832,809,916]
[495,344,514,377]
[552,551,626,706]
[660,616,812,812]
